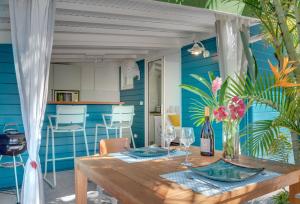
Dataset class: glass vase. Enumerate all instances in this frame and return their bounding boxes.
[223,121,240,160]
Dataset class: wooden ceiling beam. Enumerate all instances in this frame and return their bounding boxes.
[55,1,215,25]
[53,40,180,49]
[51,54,137,59]
[52,48,149,55]
[54,25,192,38]
[53,33,184,45]
[55,14,213,33]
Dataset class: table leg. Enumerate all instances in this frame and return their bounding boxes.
[289,178,300,204]
[75,165,87,204]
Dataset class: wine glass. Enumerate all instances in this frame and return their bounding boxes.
[163,126,176,158]
[180,127,195,166]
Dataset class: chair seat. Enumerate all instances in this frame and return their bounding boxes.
[51,124,84,132]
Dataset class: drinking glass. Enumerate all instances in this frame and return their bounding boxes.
[163,126,176,158]
[180,127,195,166]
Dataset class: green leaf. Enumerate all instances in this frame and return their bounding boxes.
[240,28,256,81]
[218,78,228,105]
[242,120,280,158]
[180,84,214,104]
[190,74,213,95]
[208,71,216,83]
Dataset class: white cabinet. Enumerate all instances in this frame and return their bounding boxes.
[53,64,81,90]
[49,62,120,101]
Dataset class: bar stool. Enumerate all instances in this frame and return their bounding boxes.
[44,105,89,188]
[94,105,135,154]
[0,123,26,204]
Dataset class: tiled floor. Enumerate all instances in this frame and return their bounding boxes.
[0,170,99,204]
[0,170,281,204]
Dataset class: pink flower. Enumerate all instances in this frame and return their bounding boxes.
[232,96,239,103]
[212,77,222,94]
[213,106,228,121]
[228,96,245,120]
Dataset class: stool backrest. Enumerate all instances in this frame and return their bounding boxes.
[99,138,129,156]
[56,105,87,127]
[111,105,134,125]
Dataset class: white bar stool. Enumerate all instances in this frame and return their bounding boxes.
[44,105,89,188]
[94,105,135,154]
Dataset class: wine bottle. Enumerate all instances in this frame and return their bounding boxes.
[200,107,215,156]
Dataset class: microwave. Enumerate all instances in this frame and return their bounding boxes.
[54,90,79,102]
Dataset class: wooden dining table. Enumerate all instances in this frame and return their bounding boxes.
[75,146,300,204]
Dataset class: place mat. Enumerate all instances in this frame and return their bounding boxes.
[160,169,280,196]
[109,149,189,163]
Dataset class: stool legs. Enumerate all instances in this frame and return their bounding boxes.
[44,127,56,188]
[18,155,24,168]
[83,130,89,156]
[44,126,49,180]
[94,125,98,155]
[105,128,109,139]
[51,129,56,187]
[72,131,76,159]
[129,127,136,149]
[12,155,20,204]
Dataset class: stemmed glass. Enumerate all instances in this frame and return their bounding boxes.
[180,127,195,166]
[163,125,176,159]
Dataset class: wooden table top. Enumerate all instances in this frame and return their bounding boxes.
[75,146,300,204]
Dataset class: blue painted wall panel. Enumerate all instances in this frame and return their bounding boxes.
[0,44,126,188]
[0,44,25,189]
[120,60,145,148]
[181,38,223,150]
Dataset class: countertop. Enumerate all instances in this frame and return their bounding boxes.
[47,101,125,105]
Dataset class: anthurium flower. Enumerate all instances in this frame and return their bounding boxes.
[212,77,222,94]
[268,57,300,87]
[213,106,228,121]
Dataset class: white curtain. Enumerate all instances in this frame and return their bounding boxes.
[215,15,250,80]
[9,0,56,203]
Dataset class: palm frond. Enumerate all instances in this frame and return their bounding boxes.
[242,120,280,157]
[180,84,215,106]
[268,132,292,163]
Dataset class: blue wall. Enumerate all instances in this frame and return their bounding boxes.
[181,38,223,150]
[0,44,26,189]
[0,44,127,188]
[120,60,145,148]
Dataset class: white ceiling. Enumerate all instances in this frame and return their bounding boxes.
[0,0,256,63]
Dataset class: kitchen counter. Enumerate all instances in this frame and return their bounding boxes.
[47,101,125,105]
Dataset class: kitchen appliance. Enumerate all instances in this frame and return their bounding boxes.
[54,90,79,102]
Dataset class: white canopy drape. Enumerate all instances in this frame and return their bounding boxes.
[215,15,250,80]
[9,0,56,203]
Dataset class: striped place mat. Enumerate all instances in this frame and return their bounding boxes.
[109,149,188,163]
[160,169,280,196]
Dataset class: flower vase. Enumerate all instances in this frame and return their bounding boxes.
[223,121,240,160]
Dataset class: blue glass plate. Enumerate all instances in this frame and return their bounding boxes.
[190,159,264,182]
[126,147,169,157]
